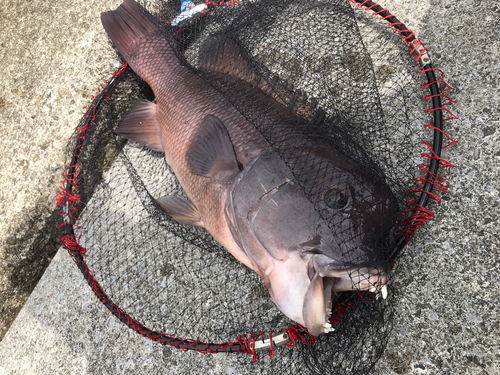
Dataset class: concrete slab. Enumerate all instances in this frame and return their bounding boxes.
[0,0,124,339]
[0,0,498,374]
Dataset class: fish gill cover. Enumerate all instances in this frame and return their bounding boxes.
[55,0,455,373]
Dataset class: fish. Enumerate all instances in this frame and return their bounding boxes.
[101,0,399,336]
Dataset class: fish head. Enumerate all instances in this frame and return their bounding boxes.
[225,148,399,336]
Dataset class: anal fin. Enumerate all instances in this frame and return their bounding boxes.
[115,99,163,152]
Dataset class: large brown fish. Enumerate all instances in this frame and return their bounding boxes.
[102,0,398,336]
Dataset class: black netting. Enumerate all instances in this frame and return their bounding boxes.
[55,0,437,373]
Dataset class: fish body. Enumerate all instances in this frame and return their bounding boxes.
[102,0,398,336]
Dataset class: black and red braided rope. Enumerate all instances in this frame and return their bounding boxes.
[348,0,457,260]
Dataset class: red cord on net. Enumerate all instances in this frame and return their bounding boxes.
[56,186,81,208]
[60,234,88,257]
[285,323,316,348]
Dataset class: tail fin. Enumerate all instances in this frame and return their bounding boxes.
[101,0,161,75]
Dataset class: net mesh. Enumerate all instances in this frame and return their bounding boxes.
[54,0,447,373]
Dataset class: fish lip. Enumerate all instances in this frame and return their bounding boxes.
[307,255,390,335]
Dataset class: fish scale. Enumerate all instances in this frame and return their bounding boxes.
[105,5,269,227]
[102,0,398,337]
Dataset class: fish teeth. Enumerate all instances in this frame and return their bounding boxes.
[381,285,388,299]
[369,285,377,293]
[323,322,334,333]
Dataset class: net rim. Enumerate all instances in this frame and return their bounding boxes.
[55,0,457,359]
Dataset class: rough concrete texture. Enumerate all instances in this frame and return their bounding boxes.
[0,0,498,374]
[0,0,124,340]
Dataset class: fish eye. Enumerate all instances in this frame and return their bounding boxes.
[323,187,350,210]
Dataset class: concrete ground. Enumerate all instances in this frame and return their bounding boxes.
[0,0,498,374]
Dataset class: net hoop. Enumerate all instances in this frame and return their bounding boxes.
[56,0,456,359]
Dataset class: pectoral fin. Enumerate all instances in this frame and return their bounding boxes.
[153,195,203,227]
[115,99,163,152]
[187,115,240,182]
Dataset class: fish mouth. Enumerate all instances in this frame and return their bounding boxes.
[304,256,389,336]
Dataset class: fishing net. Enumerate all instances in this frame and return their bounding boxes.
[55,0,456,373]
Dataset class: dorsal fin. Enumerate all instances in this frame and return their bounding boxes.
[199,37,320,122]
[199,37,259,86]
